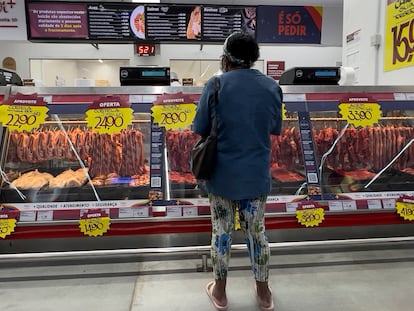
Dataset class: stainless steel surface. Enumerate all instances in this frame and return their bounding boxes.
[1,236,414,261]
[9,84,414,96]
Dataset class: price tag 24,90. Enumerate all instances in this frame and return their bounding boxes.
[85,95,133,134]
[151,92,197,130]
[0,93,49,132]
[339,100,382,127]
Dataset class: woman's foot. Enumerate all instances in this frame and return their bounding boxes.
[205,281,228,311]
[255,281,274,311]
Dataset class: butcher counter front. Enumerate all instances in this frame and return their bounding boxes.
[0,85,413,251]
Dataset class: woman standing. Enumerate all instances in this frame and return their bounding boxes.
[193,32,283,311]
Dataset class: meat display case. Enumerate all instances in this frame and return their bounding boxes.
[0,84,413,252]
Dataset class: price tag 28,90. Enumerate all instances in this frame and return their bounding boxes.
[151,103,197,130]
[151,92,197,130]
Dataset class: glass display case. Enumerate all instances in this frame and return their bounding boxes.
[0,84,413,246]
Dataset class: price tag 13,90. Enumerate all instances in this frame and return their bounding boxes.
[85,95,133,134]
[0,93,49,132]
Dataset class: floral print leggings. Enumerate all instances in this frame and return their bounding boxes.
[209,194,270,282]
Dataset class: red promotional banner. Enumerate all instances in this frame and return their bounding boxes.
[256,6,323,44]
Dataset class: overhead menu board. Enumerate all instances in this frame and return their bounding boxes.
[26,1,323,45]
[145,5,202,41]
[87,3,133,40]
[202,6,256,41]
[27,2,88,39]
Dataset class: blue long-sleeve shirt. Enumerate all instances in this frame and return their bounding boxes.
[193,69,283,200]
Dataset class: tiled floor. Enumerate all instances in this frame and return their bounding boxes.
[1,240,414,311]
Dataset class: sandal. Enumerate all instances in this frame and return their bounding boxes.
[205,281,228,311]
[255,284,274,311]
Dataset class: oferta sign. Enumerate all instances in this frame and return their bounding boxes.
[384,0,414,71]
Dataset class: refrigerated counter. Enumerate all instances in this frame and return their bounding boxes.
[0,85,413,253]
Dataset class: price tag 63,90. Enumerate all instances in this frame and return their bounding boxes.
[0,93,49,132]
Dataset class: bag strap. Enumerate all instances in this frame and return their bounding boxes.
[210,76,220,137]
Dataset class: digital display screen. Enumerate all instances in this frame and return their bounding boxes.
[27,2,88,39]
[87,3,135,40]
[146,5,202,41]
[141,70,167,77]
[315,71,337,77]
[202,6,256,41]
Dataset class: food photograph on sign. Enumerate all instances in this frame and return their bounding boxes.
[202,6,256,41]
[130,5,146,39]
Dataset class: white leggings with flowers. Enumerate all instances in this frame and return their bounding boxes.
[209,194,270,282]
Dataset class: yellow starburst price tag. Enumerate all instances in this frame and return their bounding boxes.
[0,218,16,239]
[151,103,197,130]
[282,103,287,120]
[79,210,111,237]
[86,95,133,134]
[296,201,325,227]
[396,196,414,221]
[339,102,381,127]
[0,93,49,132]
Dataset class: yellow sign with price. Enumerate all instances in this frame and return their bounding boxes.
[151,103,197,130]
[0,93,49,132]
[396,195,414,221]
[0,218,16,239]
[384,0,414,71]
[339,102,381,127]
[79,210,111,237]
[296,201,325,227]
[152,92,197,130]
[85,95,133,134]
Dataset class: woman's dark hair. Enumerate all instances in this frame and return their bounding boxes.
[223,32,259,68]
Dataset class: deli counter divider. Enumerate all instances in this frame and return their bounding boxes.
[0,85,413,253]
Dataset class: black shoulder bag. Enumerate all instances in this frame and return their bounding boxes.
[191,77,220,180]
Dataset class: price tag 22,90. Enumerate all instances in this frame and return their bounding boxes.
[0,93,49,132]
